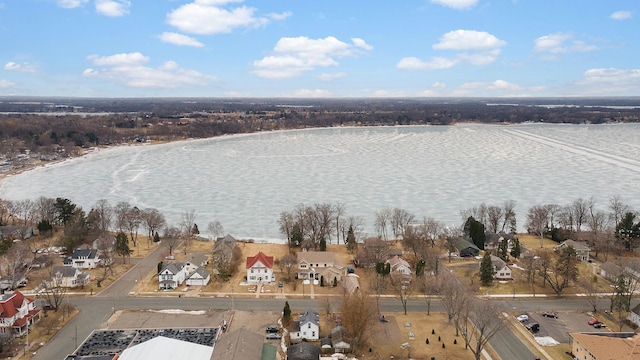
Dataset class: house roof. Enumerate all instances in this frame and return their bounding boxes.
[600,262,623,276]
[51,265,79,278]
[557,239,590,251]
[210,328,264,360]
[160,262,185,275]
[188,267,210,280]
[287,342,321,360]
[342,273,360,294]
[490,255,507,270]
[72,248,99,259]
[386,255,410,270]
[0,290,30,319]
[297,251,340,266]
[246,252,274,270]
[118,336,213,360]
[570,332,640,359]
[186,253,208,266]
[299,309,319,326]
[631,303,640,316]
[450,237,480,252]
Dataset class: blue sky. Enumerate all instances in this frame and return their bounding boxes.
[1,0,639,98]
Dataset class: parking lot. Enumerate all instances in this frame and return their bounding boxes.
[514,311,614,344]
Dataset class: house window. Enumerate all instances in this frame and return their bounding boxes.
[308,323,311,329]
[312,331,316,337]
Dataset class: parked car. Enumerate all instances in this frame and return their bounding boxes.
[266,326,279,333]
[588,319,601,325]
[516,314,529,322]
[542,312,558,318]
[593,322,605,328]
[525,322,540,333]
[278,281,283,288]
[266,333,281,340]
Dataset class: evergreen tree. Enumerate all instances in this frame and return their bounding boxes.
[291,223,303,247]
[319,237,327,251]
[415,260,426,276]
[464,216,486,250]
[497,238,509,261]
[346,225,357,252]
[283,301,292,327]
[115,231,132,263]
[510,237,521,259]
[320,275,325,287]
[479,253,494,286]
[153,231,160,243]
[192,223,200,235]
[615,212,640,251]
[333,277,338,287]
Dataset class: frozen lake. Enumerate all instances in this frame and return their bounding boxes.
[2,123,640,242]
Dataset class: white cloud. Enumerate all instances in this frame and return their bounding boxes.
[56,0,88,8]
[317,72,347,81]
[452,80,524,96]
[0,80,15,88]
[95,0,130,17]
[252,36,372,79]
[167,0,290,35]
[430,0,477,9]
[159,32,204,47]
[398,29,504,71]
[610,11,632,20]
[534,33,598,59]
[434,30,506,51]
[396,56,458,70]
[369,90,407,97]
[83,52,216,88]
[571,68,640,95]
[4,62,37,73]
[284,89,332,98]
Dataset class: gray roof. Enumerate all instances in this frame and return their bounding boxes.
[600,262,623,277]
[160,262,185,275]
[490,255,507,270]
[451,237,480,252]
[558,239,590,251]
[51,265,79,278]
[187,253,208,266]
[210,328,263,360]
[188,267,210,280]
[287,342,320,360]
[72,248,99,259]
[299,309,319,326]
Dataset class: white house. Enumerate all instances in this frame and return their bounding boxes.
[186,267,211,286]
[297,251,344,283]
[45,266,90,288]
[64,248,101,269]
[290,309,320,341]
[245,252,274,284]
[554,240,591,262]
[0,290,41,337]
[158,263,188,290]
[490,255,512,280]
[628,304,640,328]
[386,255,412,276]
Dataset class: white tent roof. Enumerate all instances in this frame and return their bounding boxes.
[118,336,213,360]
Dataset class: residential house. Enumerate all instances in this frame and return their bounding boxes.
[290,309,319,341]
[554,240,590,261]
[450,237,480,257]
[158,263,188,290]
[0,290,41,337]
[599,262,624,282]
[0,225,35,241]
[63,248,101,269]
[246,252,274,284]
[570,332,640,360]
[355,237,402,268]
[212,234,237,274]
[624,258,640,279]
[287,342,321,360]
[46,266,89,288]
[185,253,208,273]
[211,328,276,360]
[489,255,512,280]
[185,267,210,286]
[330,325,350,352]
[297,251,344,284]
[629,303,640,328]
[484,233,501,251]
[386,255,411,275]
[0,273,28,291]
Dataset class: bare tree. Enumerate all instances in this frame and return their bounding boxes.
[338,291,378,355]
[163,226,182,257]
[543,246,579,297]
[501,200,517,233]
[114,201,131,233]
[440,271,470,334]
[526,205,549,244]
[34,196,57,224]
[390,208,415,240]
[40,270,68,311]
[278,211,294,247]
[95,235,115,287]
[374,207,392,241]
[572,198,592,238]
[13,199,34,239]
[333,203,346,244]
[486,205,503,234]
[389,272,414,315]
[418,274,441,315]
[460,300,503,360]
[207,220,224,240]
[125,206,142,247]
[609,195,629,228]
[277,253,297,281]
[180,209,197,248]
[141,208,166,247]
[577,268,602,313]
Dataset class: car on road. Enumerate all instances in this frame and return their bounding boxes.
[542,312,558,318]
[266,326,279,333]
[266,333,281,340]
[516,314,529,322]
[588,319,601,325]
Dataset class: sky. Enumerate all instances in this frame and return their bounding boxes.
[1,0,639,98]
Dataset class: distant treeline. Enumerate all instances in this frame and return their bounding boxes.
[1,97,639,157]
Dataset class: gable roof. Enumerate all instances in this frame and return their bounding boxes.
[632,303,640,316]
[119,336,213,360]
[386,255,410,270]
[287,342,320,360]
[246,252,274,269]
[600,262,623,276]
[72,248,99,259]
[451,237,480,252]
[160,262,185,275]
[0,290,28,319]
[186,253,208,266]
[51,265,80,278]
[558,239,590,251]
[299,309,319,326]
[297,251,339,266]
[188,267,210,280]
[490,255,507,270]
[210,328,264,360]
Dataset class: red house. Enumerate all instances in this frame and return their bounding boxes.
[0,290,41,337]
[246,252,274,284]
